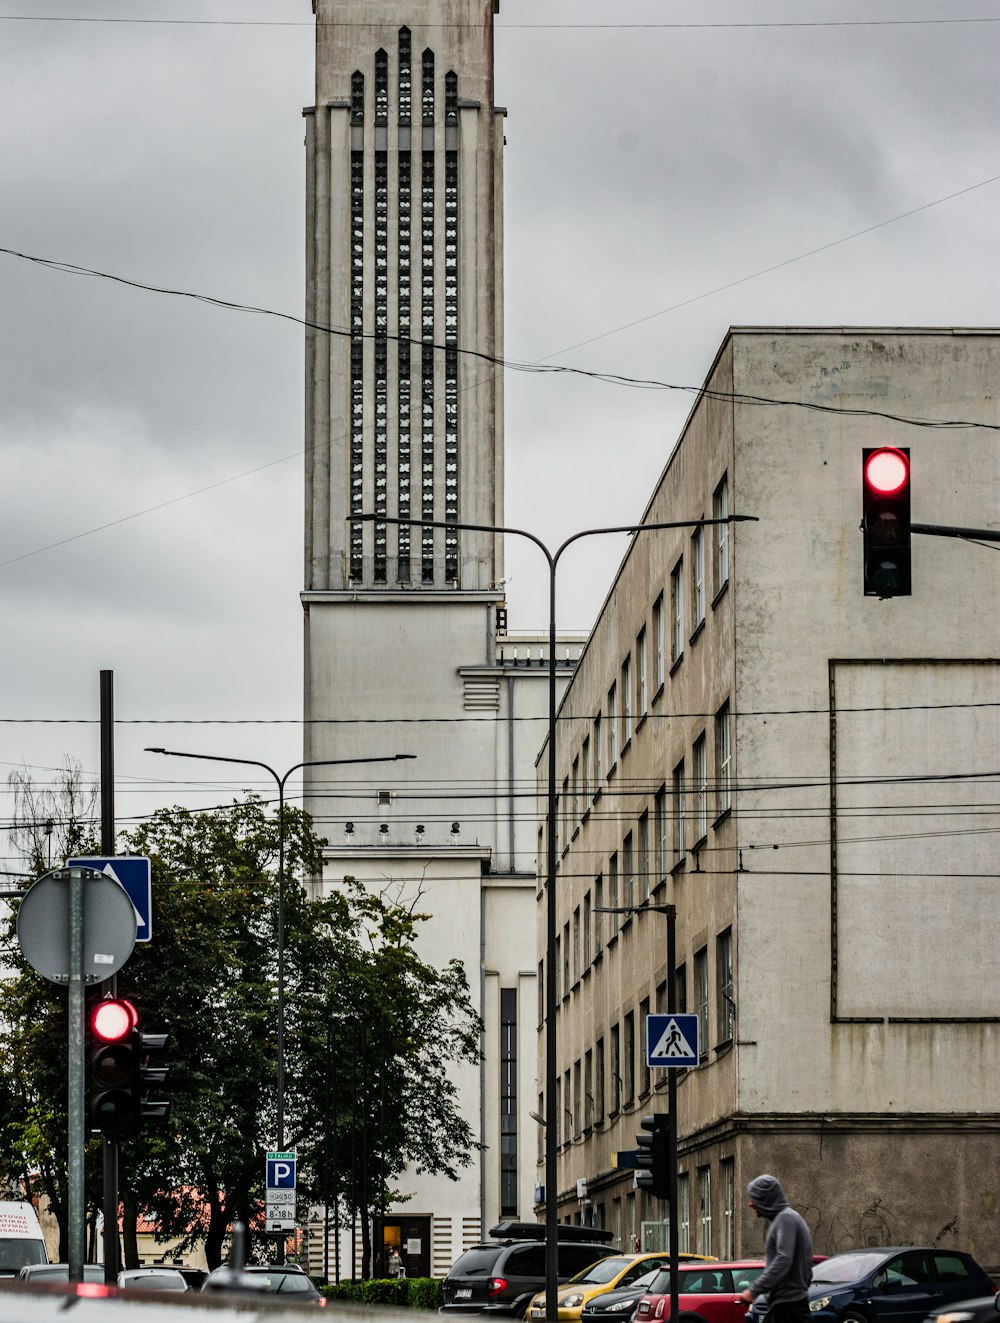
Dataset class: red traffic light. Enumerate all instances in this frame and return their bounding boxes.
[91,999,137,1043]
[865,447,909,495]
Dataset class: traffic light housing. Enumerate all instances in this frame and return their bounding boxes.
[862,447,911,597]
[635,1113,669,1201]
[88,998,140,1136]
[87,998,171,1138]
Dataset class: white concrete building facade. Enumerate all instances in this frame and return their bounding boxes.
[538,328,1000,1266]
[300,0,584,1277]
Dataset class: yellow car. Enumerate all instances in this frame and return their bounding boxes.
[526,1251,714,1323]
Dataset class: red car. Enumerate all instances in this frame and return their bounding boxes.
[636,1261,767,1323]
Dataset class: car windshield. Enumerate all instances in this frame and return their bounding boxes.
[0,1239,46,1270]
[572,1257,634,1286]
[812,1253,888,1284]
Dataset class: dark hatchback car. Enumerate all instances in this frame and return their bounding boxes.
[202,1263,325,1305]
[441,1221,616,1318]
[578,1268,662,1323]
[747,1248,994,1323]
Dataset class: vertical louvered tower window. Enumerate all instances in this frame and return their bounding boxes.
[443,70,460,583]
[349,70,365,582]
[420,49,436,582]
[373,50,389,582]
[397,28,413,582]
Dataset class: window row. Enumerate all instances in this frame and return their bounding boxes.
[541,927,734,1143]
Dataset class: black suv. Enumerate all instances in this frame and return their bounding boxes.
[441,1221,616,1319]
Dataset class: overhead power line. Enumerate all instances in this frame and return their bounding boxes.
[0,15,997,28]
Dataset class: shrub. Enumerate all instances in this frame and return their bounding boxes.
[320,1277,442,1309]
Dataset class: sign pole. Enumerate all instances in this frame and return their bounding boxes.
[665,906,679,1323]
[67,867,87,1284]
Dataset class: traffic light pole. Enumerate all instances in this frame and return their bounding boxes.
[100,670,120,1286]
[911,522,1000,541]
[68,868,87,1285]
[665,907,679,1323]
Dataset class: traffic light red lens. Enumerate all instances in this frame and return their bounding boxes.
[92,1000,136,1042]
[865,448,908,494]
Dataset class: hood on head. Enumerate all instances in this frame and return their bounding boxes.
[747,1174,788,1218]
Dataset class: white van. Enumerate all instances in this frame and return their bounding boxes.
[0,1202,48,1276]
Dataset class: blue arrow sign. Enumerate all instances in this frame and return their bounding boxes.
[68,856,152,943]
[646,1013,699,1067]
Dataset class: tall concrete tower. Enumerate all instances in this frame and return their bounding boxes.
[302,0,579,1277]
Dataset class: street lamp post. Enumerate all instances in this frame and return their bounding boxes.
[145,745,415,1261]
[359,510,753,1318]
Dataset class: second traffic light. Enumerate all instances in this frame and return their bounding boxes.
[635,1113,669,1201]
[88,998,140,1137]
[862,447,911,598]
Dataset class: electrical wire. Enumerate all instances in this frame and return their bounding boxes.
[1,15,997,29]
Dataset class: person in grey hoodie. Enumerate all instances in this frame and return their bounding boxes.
[737,1174,814,1323]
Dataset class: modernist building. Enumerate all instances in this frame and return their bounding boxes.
[537,328,1000,1265]
[300,0,586,1278]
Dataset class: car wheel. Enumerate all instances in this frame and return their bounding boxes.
[839,1312,868,1323]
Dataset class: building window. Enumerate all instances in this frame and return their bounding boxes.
[678,1174,690,1252]
[637,627,648,717]
[623,832,634,910]
[673,759,686,861]
[714,473,730,594]
[537,959,544,1026]
[675,962,687,1014]
[693,734,708,844]
[562,921,570,997]
[655,979,667,1013]
[572,755,580,826]
[623,1011,635,1105]
[610,1023,621,1113]
[564,1068,571,1140]
[582,735,591,802]
[721,1158,735,1259]
[609,851,619,925]
[653,592,665,689]
[595,874,604,953]
[499,988,518,1215]
[573,907,581,984]
[554,934,560,1002]
[698,1166,712,1256]
[621,656,632,748]
[639,811,651,900]
[717,927,734,1044]
[655,787,668,886]
[608,683,618,768]
[596,1036,606,1123]
[639,996,651,1095]
[595,715,603,784]
[670,558,684,664]
[583,891,592,967]
[585,1049,594,1129]
[691,526,705,628]
[554,1075,562,1147]
[694,947,709,1060]
[573,1059,582,1138]
[716,701,731,816]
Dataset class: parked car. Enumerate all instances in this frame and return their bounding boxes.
[176,1267,209,1290]
[118,1267,188,1291]
[926,1286,1000,1323]
[745,1248,995,1323]
[440,1221,617,1318]
[635,1260,768,1323]
[202,1262,325,1305]
[577,1268,663,1323]
[16,1264,106,1284]
[527,1251,717,1323]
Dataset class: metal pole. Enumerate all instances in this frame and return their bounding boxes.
[666,907,679,1323]
[99,670,120,1285]
[68,868,86,1283]
[544,556,559,1318]
[276,768,286,1267]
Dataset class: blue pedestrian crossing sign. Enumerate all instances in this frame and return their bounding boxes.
[646,1013,699,1067]
[68,856,152,943]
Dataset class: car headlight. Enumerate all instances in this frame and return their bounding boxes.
[933,1313,977,1323]
[809,1298,833,1312]
[562,1295,585,1308]
[607,1301,636,1313]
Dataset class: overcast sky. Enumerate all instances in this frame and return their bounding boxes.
[0,0,997,863]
